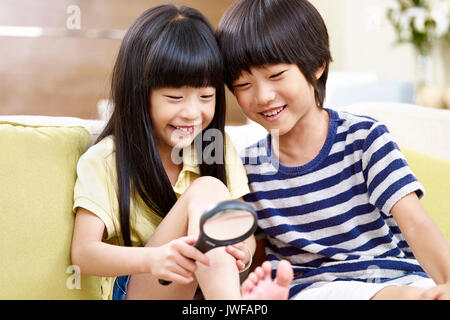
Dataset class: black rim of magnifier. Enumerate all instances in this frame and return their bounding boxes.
[199,200,258,247]
[158,200,257,286]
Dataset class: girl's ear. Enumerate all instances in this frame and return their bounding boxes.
[315,63,326,80]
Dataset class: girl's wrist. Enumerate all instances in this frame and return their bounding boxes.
[141,246,157,274]
[239,243,253,273]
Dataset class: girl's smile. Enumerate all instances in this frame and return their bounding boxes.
[170,124,199,136]
[150,86,216,152]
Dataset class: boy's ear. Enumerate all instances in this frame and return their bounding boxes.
[315,63,326,80]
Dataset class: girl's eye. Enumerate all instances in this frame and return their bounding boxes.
[201,94,214,99]
[269,71,285,79]
[166,95,182,100]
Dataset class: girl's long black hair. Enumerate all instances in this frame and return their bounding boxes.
[96,4,227,246]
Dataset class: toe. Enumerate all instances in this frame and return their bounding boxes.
[241,278,254,295]
[275,260,294,287]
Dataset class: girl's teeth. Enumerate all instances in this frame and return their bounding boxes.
[175,126,192,133]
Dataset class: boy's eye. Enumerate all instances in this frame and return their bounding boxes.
[269,71,286,79]
[233,82,250,88]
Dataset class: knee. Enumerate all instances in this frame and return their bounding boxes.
[184,176,231,215]
[402,286,428,300]
[188,176,230,197]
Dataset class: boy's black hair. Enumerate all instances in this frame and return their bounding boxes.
[216,0,332,108]
[97,4,227,246]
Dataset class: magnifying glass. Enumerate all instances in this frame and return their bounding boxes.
[158,199,257,286]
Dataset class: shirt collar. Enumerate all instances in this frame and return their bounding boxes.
[181,143,200,175]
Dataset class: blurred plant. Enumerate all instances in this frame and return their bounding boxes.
[386,0,450,56]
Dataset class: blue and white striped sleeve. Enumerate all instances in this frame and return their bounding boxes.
[361,122,425,215]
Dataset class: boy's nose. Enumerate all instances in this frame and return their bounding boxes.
[255,84,276,106]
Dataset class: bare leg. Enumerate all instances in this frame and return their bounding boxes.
[126,176,240,299]
[241,260,293,300]
[370,285,429,300]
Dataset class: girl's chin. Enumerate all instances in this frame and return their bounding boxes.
[169,137,195,149]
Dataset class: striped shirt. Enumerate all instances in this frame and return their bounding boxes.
[242,108,429,298]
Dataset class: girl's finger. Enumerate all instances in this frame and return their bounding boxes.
[226,245,246,260]
[170,260,196,278]
[161,271,194,285]
[178,242,211,266]
[236,259,245,271]
[180,235,198,245]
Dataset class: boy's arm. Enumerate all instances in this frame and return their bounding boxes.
[391,192,450,286]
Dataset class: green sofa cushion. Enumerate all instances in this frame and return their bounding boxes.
[403,148,450,243]
[0,121,102,299]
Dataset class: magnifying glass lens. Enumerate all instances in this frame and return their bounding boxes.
[203,210,255,241]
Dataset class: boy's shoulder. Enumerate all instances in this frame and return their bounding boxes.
[332,108,391,139]
[332,108,379,128]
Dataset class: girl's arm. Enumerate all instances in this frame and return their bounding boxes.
[391,192,450,292]
[71,207,210,284]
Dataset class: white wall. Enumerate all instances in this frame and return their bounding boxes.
[311,0,449,84]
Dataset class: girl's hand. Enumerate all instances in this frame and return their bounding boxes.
[226,241,252,272]
[149,235,211,285]
[422,282,450,300]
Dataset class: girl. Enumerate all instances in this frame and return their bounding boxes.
[216,0,450,300]
[71,4,293,300]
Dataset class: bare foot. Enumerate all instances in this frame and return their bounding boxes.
[241,260,293,300]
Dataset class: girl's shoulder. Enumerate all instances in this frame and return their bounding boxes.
[80,135,115,163]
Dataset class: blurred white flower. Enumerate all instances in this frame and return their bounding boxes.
[431,11,449,37]
[386,0,450,56]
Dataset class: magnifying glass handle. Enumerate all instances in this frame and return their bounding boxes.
[159,279,172,286]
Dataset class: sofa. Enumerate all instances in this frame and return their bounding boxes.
[1,102,449,299]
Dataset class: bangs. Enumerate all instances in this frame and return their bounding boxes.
[217,0,330,88]
[221,24,296,84]
[147,17,224,89]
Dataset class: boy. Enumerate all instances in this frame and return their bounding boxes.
[216,0,450,299]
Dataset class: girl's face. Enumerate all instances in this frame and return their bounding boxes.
[150,86,216,151]
[232,63,322,136]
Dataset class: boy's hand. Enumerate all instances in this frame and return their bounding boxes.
[421,283,450,300]
[226,241,251,271]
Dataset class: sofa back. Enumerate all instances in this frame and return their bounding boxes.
[0,118,104,299]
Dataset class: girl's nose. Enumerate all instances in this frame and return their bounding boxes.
[180,101,201,121]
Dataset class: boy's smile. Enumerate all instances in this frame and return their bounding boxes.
[260,105,287,121]
[232,63,321,136]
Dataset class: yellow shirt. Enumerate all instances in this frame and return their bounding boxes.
[73,134,250,299]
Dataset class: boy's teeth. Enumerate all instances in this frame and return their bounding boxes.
[263,107,284,116]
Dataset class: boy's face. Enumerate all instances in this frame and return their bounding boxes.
[231,63,319,136]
